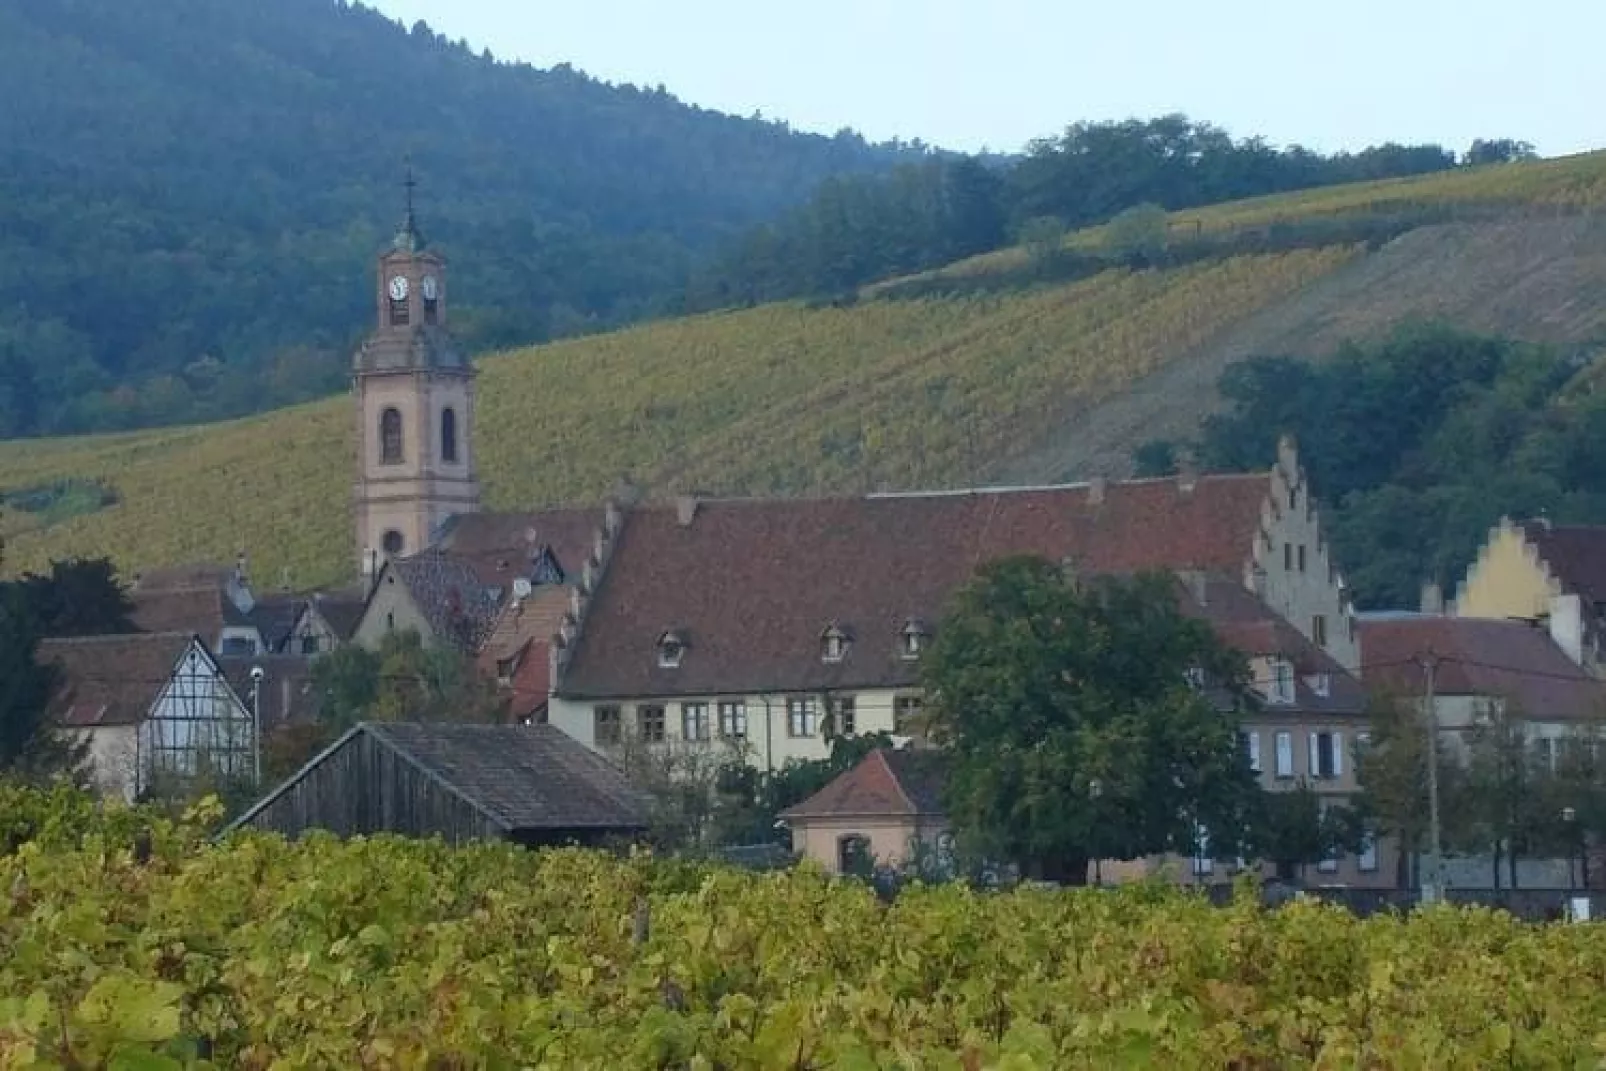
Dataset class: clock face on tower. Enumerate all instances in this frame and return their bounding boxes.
[421,275,439,301]
[388,275,410,302]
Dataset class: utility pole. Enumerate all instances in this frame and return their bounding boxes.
[1418,650,1444,904]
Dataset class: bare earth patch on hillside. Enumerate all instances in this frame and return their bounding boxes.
[992,216,1606,484]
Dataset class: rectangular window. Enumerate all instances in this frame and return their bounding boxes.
[1268,660,1295,704]
[300,635,320,655]
[718,700,747,740]
[637,704,666,743]
[1358,830,1379,872]
[1275,731,1294,778]
[680,702,710,742]
[833,695,857,736]
[1298,544,1308,572]
[786,697,818,738]
[1283,542,1293,571]
[1311,614,1327,648]
[894,695,923,734]
[423,298,439,325]
[594,705,622,747]
[1240,730,1261,773]
[1308,731,1344,779]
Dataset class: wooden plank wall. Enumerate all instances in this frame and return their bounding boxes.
[244,732,503,845]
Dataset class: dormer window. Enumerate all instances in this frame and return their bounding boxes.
[821,623,851,664]
[657,631,687,669]
[900,619,930,661]
[1307,672,1331,698]
[1267,658,1296,705]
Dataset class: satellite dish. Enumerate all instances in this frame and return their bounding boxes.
[512,577,533,599]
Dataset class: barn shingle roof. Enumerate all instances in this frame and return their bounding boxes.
[782,748,950,820]
[233,722,652,834]
[38,632,196,727]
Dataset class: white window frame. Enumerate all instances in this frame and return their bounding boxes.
[787,697,818,738]
[717,700,747,740]
[1274,731,1294,778]
[1268,659,1295,705]
[680,702,710,742]
[1358,829,1379,872]
[1240,730,1261,773]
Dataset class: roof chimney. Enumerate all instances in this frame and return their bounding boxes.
[1175,449,1199,495]
[1087,476,1107,506]
[675,495,699,527]
[1420,580,1445,615]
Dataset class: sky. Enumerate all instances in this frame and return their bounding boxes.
[368,0,1605,159]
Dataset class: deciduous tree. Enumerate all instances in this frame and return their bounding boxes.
[923,557,1259,884]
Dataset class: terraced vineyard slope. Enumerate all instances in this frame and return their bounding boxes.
[0,249,1353,588]
[5,152,1606,589]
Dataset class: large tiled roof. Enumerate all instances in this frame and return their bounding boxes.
[782,748,950,820]
[130,586,250,636]
[1521,522,1606,607]
[389,549,503,653]
[436,508,605,577]
[248,594,304,653]
[38,632,196,727]
[1360,615,1606,720]
[240,722,653,833]
[558,475,1274,699]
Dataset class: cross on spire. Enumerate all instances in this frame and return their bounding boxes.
[393,155,425,252]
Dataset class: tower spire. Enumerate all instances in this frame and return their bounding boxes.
[394,156,424,252]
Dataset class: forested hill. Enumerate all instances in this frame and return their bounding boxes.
[0,0,912,436]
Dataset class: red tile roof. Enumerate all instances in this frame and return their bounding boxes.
[1360,615,1606,720]
[782,748,950,820]
[38,632,196,727]
[437,508,605,577]
[558,475,1274,699]
[1520,522,1606,607]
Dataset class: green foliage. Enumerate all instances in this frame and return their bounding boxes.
[7,557,137,637]
[1251,783,1363,882]
[0,0,913,439]
[1156,323,1606,607]
[4,784,1606,1066]
[309,630,502,731]
[922,559,1260,883]
[1102,202,1170,266]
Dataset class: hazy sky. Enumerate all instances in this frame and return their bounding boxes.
[369,0,1604,158]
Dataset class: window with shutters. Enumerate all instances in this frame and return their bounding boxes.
[1311,614,1327,648]
[718,700,747,740]
[680,702,710,741]
[1297,544,1307,572]
[1309,731,1344,779]
[1240,730,1261,773]
[1283,542,1293,570]
[1274,731,1294,778]
[594,705,622,747]
[637,704,666,743]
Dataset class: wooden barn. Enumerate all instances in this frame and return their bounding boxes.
[227,722,653,847]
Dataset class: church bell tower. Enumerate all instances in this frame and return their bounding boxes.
[352,170,481,579]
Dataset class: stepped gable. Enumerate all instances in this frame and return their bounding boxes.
[558,473,1273,699]
[1360,614,1606,720]
[38,632,196,727]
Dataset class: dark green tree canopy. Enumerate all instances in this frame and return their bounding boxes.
[922,558,1260,884]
